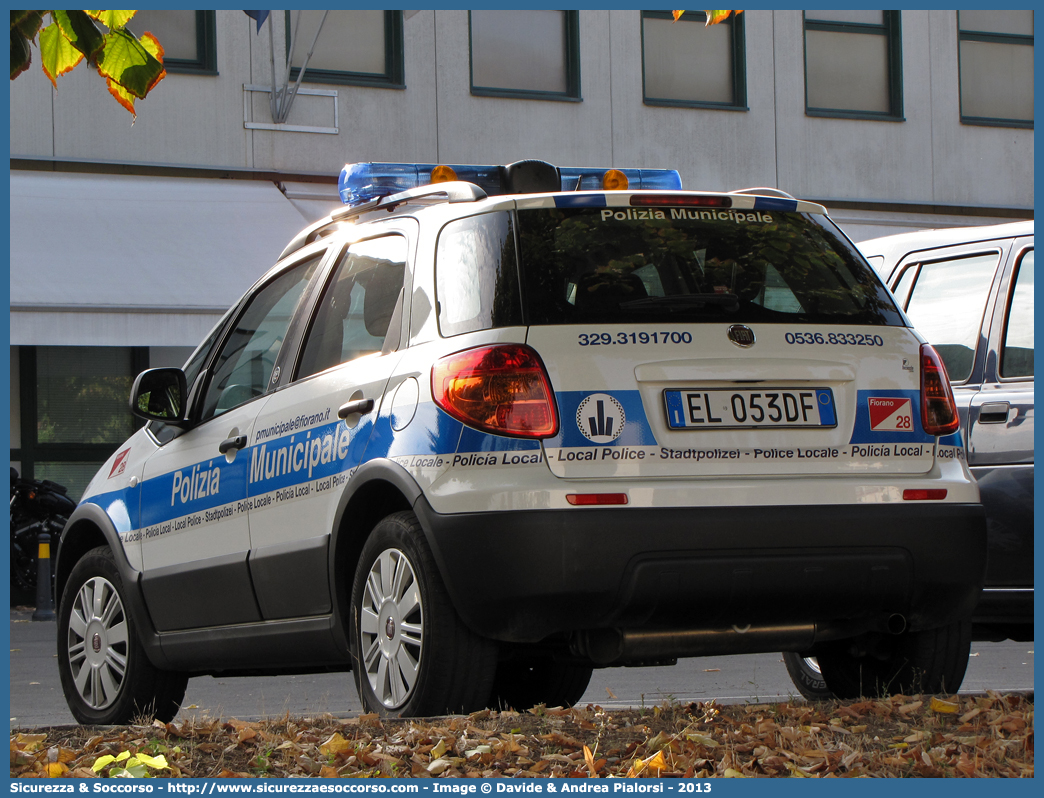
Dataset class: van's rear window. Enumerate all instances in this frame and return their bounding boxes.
[514,207,903,326]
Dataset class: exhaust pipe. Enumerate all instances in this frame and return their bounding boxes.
[577,624,820,666]
[887,613,907,635]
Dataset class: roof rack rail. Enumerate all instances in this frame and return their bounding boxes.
[730,187,798,200]
[278,181,487,260]
[332,181,487,221]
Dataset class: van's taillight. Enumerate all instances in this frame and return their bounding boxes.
[920,344,959,436]
[432,344,558,438]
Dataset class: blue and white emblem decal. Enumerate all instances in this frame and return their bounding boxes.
[576,393,626,443]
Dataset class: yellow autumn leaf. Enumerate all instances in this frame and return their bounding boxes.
[723,767,747,777]
[672,11,684,22]
[115,750,130,762]
[16,733,47,751]
[92,755,116,772]
[930,696,959,714]
[87,10,137,30]
[45,762,68,778]
[430,738,448,759]
[319,732,351,757]
[134,752,169,769]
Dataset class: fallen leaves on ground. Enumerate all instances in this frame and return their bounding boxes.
[11,691,1032,779]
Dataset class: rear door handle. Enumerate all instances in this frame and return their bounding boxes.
[219,434,248,454]
[338,398,375,419]
[977,402,1010,424]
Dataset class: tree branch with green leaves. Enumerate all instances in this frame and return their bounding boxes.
[10,10,165,118]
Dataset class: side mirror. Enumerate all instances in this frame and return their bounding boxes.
[130,368,188,424]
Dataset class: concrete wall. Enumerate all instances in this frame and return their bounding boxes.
[9,9,1033,208]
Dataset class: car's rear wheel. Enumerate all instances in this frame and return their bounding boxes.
[782,652,835,701]
[349,511,497,716]
[489,657,593,710]
[816,621,971,699]
[57,547,187,724]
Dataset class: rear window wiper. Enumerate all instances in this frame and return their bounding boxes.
[620,293,739,312]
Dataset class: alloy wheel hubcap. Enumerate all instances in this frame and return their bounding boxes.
[360,548,423,709]
[66,576,129,710]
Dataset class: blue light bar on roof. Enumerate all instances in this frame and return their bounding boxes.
[338,162,683,207]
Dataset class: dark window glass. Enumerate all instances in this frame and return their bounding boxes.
[1001,249,1033,378]
[130,10,216,74]
[36,347,135,445]
[900,252,1000,381]
[642,10,746,109]
[803,10,902,119]
[435,212,523,337]
[297,237,408,379]
[469,10,580,100]
[286,10,404,87]
[514,209,902,326]
[958,10,1033,127]
[201,258,319,420]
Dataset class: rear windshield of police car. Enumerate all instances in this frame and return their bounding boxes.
[434,207,903,336]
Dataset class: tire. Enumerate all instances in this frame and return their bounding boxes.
[57,547,187,724]
[782,652,835,701]
[817,621,972,699]
[489,657,593,710]
[349,511,497,717]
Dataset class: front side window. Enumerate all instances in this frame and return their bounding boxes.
[469,10,580,100]
[804,10,903,120]
[296,237,408,379]
[435,212,523,337]
[1000,249,1034,379]
[514,208,902,327]
[958,10,1033,128]
[895,252,1000,382]
[201,257,320,420]
[130,10,216,74]
[286,10,404,88]
[641,10,746,109]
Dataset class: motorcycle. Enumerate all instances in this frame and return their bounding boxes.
[10,468,76,598]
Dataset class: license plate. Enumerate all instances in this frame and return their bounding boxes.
[664,388,837,429]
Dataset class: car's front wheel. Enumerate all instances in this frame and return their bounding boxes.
[816,621,971,699]
[349,511,497,716]
[57,546,187,724]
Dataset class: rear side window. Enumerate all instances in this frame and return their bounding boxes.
[297,236,408,379]
[896,252,1000,382]
[513,208,902,326]
[435,211,523,337]
[1000,249,1033,379]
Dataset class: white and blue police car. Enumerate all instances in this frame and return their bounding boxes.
[56,159,987,723]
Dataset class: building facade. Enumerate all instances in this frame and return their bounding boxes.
[8,9,1034,498]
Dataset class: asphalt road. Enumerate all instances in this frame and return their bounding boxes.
[9,609,1034,727]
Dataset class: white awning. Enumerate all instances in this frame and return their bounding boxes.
[10,171,312,346]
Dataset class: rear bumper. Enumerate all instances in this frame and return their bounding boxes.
[416,500,987,649]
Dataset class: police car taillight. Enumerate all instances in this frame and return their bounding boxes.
[920,344,960,436]
[432,344,559,439]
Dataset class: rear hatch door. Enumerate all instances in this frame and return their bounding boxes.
[512,193,936,478]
